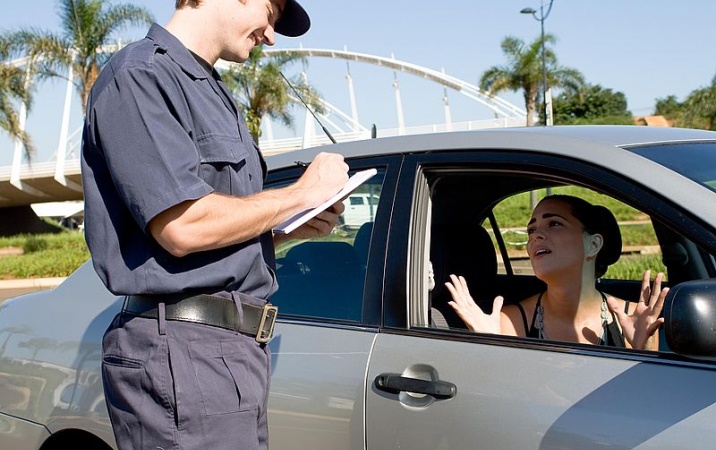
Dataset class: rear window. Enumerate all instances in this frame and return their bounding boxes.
[627,142,716,192]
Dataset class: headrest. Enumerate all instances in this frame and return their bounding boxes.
[430,224,497,301]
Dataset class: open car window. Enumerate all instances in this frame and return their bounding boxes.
[413,166,714,355]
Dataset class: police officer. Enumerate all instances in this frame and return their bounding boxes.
[81,1,349,449]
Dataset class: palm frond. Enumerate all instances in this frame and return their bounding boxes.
[221,46,321,142]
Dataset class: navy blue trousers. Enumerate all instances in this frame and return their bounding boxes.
[102,309,270,450]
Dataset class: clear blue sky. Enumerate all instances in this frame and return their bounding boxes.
[2,0,715,164]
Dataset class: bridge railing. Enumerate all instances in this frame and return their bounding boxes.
[0,159,81,182]
[253,116,526,155]
[2,116,527,173]
[3,46,529,206]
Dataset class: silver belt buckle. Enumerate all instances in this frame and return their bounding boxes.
[256,304,278,343]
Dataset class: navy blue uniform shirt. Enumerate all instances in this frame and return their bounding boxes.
[81,24,277,299]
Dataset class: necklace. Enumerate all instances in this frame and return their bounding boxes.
[535,292,608,345]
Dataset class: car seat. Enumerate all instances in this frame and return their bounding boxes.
[353,221,373,266]
[429,223,498,329]
[272,241,364,321]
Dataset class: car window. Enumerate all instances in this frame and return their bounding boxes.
[269,170,384,322]
[627,142,716,193]
[413,165,714,355]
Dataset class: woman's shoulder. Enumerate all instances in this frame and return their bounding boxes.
[503,295,536,314]
[501,294,540,336]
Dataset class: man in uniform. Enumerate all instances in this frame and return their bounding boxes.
[81,1,349,449]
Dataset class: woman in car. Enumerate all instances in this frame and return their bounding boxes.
[446,195,667,350]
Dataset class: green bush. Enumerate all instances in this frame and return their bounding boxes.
[494,187,647,228]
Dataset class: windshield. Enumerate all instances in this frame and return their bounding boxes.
[627,142,716,193]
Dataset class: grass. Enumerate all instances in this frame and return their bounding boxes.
[0,232,90,279]
[607,253,665,280]
[493,187,648,228]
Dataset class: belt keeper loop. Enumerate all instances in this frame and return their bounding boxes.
[120,296,129,326]
[158,302,166,335]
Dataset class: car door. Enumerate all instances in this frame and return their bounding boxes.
[264,155,401,450]
[365,150,716,449]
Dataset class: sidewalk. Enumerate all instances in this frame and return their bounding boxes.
[0,277,66,302]
[0,277,66,289]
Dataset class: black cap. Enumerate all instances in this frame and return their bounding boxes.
[275,0,311,37]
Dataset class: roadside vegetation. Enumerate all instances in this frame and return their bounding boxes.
[0,187,663,281]
[0,183,665,281]
[0,231,89,279]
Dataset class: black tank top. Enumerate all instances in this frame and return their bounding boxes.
[515,292,626,347]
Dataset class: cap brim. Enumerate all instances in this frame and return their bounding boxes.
[275,0,311,37]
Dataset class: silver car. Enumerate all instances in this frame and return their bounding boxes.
[1,125,716,449]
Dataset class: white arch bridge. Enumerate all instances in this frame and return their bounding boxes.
[0,47,527,208]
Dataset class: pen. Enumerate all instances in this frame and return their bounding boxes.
[294,160,309,167]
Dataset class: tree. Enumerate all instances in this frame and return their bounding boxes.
[654,95,682,121]
[222,46,324,143]
[553,83,633,125]
[3,0,153,114]
[479,34,584,126]
[681,75,716,131]
[655,75,716,130]
[18,336,56,362]
[0,37,34,158]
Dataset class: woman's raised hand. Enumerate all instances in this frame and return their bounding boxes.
[446,274,504,334]
[608,269,668,350]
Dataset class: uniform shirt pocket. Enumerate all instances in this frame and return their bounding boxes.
[196,134,252,196]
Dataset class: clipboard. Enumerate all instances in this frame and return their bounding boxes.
[273,168,378,234]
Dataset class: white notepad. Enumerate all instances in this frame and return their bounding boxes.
[273,168,378,234]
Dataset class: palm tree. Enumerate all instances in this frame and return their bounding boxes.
[0,38,34,158]
[479,35,584,126]
[4,0,154,114]
[222,46,324,143]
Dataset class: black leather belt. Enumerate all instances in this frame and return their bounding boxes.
[122,294,278,343]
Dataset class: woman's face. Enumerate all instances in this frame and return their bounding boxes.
[526,199,590,280]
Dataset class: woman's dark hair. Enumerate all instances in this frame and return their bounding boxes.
[539,195,622,278]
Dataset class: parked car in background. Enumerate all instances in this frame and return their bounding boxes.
[1,125,716,449]
[341,192,379,227]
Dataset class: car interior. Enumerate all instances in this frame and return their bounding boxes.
[422,169,714,350]
[271,222,372,322]
[427,172,553,329]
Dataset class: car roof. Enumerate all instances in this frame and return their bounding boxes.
[265,125,716,231]
[265,125,716,170]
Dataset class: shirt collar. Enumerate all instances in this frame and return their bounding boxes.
[146,23,210,80]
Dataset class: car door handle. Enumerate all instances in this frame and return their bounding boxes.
[374,373,456,399]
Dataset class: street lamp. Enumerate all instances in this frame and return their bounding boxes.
[521,0,554,126]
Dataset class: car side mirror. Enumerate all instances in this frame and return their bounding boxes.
[664,279,716,361]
